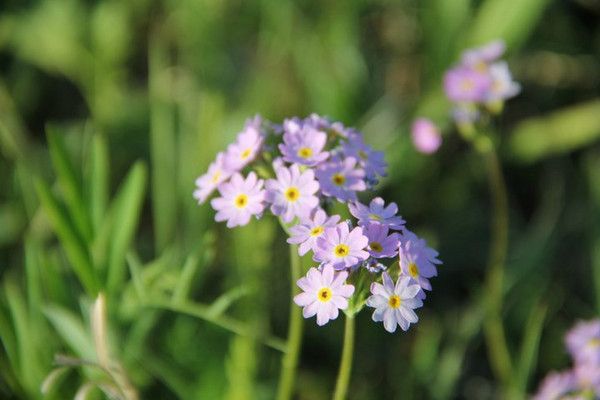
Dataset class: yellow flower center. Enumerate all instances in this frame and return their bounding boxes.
[388,295,401,309]
[332,173,346,186]
[211,170,221,184]
[234,194,248,208]
[334,244,350,257]
[369,213,382,221]
[310,226,324,237]
[369,241,383,253]
[474,61,488,73]
[285,187,300,202]
[461,79,475,92]
[240,148,252,160]
[317,287,332,302]
[358,150,368,160]
[297,147,313,159]
[408,262,419,278]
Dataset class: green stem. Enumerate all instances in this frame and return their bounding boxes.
[332,314,355,400]
[481,144,512,386]
[276,244,304,400]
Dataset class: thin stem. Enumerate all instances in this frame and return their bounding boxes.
[332,314,355,400]
[276,244,304,400]
[481,144,512,386]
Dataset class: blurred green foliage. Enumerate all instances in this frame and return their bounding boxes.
[0,0,599,399]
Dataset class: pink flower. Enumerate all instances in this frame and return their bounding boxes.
[210,172,265,228]
[411,118,442,154]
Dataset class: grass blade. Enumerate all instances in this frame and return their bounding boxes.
[88,133,109,235]
[43,305,95,361]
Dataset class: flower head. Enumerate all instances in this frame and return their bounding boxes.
[363,223,400,259]
[210,172,265,228]
[411,118,442,155]
[294,265,355,326]
[461,40,506,67]
[444,66,492,103]
[566,319,600,367]
[367,273,423,333]
[486,61,521,102]
[398,230,442,295]
[342,133,387,179]
[287,209,340,256]
[349,197,405,230]
[223,123,264,172]
[532,370,577,400]
[279,125,329,166]
[313,222,369,270]
[265,164,319,223]
[193,152,231,204]
[316,157,366,202]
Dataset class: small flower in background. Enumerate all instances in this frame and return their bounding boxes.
[287,209,340,256]
[265,164,320,223]
[193,152,230,204]
[294,265,355,326]
[398,230,442,297]
[349,197,405,230]
[362,223,400,259]
[411,118,442,155]
[313,222,369,270]
[210,172,265,228]
[461,40,506,67]
[366,273,423,333]
[316,157,367,202]
[444,66,491,103]
[533,318,600,399]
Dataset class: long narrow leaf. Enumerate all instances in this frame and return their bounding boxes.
[515,302,548,393]
[88,133,109,235]
[43,305,95,361]
[106,162,147,295]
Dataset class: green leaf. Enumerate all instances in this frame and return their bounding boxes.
[508,100,600,163]
[88,133,109,235]
[106,162,147,295]
[514,302,548,394]
[205,286,253,318]
[43,305,95,361]
[467,0,551,49]
[46,126,93,242]
[34,178,98,295]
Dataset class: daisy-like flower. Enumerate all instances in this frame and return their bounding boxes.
[363,223,400,259]
[293,265,355,326]
[193,152,231,204]
[443,66,491,103]
[342,133,387,179]
[411,118,442,155]
[278,125,330,166]
[398,230,442,296]
[366,273,423,333]
[265,164,320,223]
[316,157,366,202]
[287,209,340,256]
[565,319,600,367]
[485,61,521,103]
[223,123,264,172]
[210,172,265,228]
[348,197,405,230]
[532,371,577,400]
[313,222,369,270]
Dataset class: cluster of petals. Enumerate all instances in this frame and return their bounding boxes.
[533,319,600,399]
[398,230,442,298]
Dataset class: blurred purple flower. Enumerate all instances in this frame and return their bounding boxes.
[411,118,442,154]
[342,132,387,179]
[444,66,492,103]
[461,40,506,67]
[566,319,600,367]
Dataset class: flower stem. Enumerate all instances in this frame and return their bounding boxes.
[276,244,304,400]
[332,314,355,400]
[481,143,512,386]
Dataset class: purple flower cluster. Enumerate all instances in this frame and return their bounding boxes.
[194,114,441,333]
[443,40,520,125]
[533,319,600,399]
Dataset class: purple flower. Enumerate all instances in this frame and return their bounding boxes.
[574,363,600,396]
[294,265,355,326]
[362,223,400,259]
[313,222,369,270]
[443,66,491,103]
[411,118,442,155]
[342,133,387,179]
[265,164,320,223]
[565,319,600,367]
[278,125,329,166]
[316,157,366,202]
[287,209,340,256]
[193,152,231,204]
[398,230,441,295]
[210,172,265,228]
[348,197,405,230]
[486,61,521,102]
[461,40,506,67]
[223,123,264,172]
[366,273,423,333]
[532,370,577,400]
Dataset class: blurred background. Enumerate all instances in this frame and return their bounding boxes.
[1,0,600,399]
